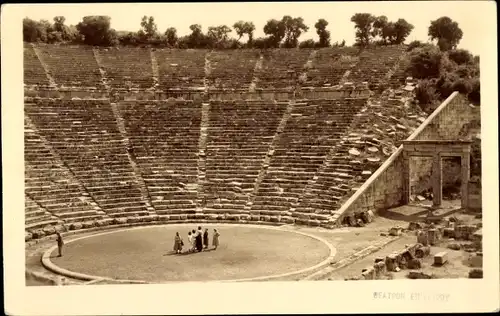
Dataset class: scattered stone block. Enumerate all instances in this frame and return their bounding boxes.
[367,147,379,153]
[469,268,483,279]
[443,228,455,238]
[415,246,430,258]
[366,157,381,163]
[71,222,83,230]
[434,252,448,266]
[447,242,461,250]
[25,232,33,241]
[389,226,402,236]
[356,219,365,227]
[361,211,371,223]
[361,170,372,177]
[43,226,56,235]
[385,253,399,272]
[348,148,360,156]
[407,271,433,279]
[469,253,483,268]
[345,215,356,227]
[472,229,482,248]
[416,195,426,201]
[367,210,375,220]
[407,258,422,269]
[361,266,375,280]
[31,230,45,239]
[54,224,66,232]
[408,222,423,231]
[427,229,440,245]
[374,257,385,263]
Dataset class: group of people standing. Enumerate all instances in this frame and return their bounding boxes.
[173,227,220,254]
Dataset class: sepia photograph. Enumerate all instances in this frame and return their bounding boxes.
[2,1,499,314]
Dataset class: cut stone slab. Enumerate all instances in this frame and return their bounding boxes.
[349,148,360,156]
[367,147,379,153]
[366,157,381,163]
[434,252,448,266]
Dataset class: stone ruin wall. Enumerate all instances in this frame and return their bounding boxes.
[337,92,481,220]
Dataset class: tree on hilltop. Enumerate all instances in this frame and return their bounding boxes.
[372,15,389,43]
[282,16,309,48]
[233,21,255,46]
[393,19,414,44]
[164,27,178,47]
[76,16,118,46]
[314,18,330,47]
[263,16,308,48]
[139,16,158,39]
[187,24,207,48]
[23,18,48,42]
[428,16,463,51]
[263,18,286,47]
[207,25,232,48]
[351,13,376,46]
[371,16,413,45]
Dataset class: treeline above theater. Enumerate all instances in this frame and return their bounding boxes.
[23,13,451,49]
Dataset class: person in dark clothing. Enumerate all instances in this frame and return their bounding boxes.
[203,228,209,249]
[196,226,203,252]
[56,231,64,257]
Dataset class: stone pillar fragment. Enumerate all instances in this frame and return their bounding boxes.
[402,153,410,204]
[432,154,443,207]
[461,152,471,209]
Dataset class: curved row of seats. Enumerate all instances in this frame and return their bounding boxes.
[25,99,150,222]
[24,44,407,91]
[25,97,375,235]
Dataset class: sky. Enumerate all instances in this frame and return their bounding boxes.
[18,1,494,55]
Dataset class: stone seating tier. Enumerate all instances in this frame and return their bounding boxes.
[97,47,155,89]
[25,99,149,217]
[118,100,202,213]
[207,50,261,89]
[25,44,408,92]
[250,99,366,218]
[23,97,385,234]
[305,47,360,87]
[202,100,288,212]
[156,49,208,90]
[36,44,104,88]
[24,43,51,86]
[256,49,313,89]
[348,46,406,88]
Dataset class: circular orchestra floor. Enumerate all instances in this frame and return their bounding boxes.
[47,224,334,282]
